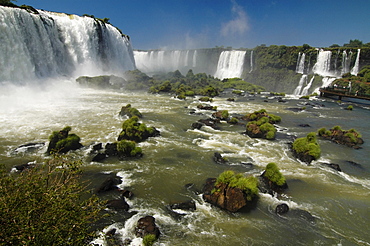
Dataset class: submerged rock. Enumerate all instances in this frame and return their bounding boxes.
[275,203,289,215]
[213,152,227,164]
[95,176,122,193]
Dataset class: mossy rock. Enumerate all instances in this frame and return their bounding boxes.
[118,116,160,142]
[47,126,82,154]
[119,104,142,118]
[292,132,321,164]
[259,163,288,194]
[246,117,277,140]
[76,75,126,89]
[244,109,281,124]
[318,126,363,148]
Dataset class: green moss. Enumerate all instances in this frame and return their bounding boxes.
[119,116,157,142]
[216,170,259,201]
[229,117,239,124]
[292,132,321,160]
[117,140,142,157]
[47,126,82,154]
[143,234,157,246]
[120,104,142,118]
[264,163,286,186]
[221,110,229,119]
[317,127,327,136]
[199,96,212,102]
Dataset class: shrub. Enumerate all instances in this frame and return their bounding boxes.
[117,140,142,157]
[47,126,82,154]
[0,157,103,245]
[346,105,353,110]
[263,163,286,186]
[143,234,157,246]
[317,127,327,136]
[292,132,321,161]
[119,104,142,118]
[229,117,239,124]
[118,116,158,142]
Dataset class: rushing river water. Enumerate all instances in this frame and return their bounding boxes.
[0,80,369,246]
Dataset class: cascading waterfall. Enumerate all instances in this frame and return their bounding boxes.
[249,50,254,73]
[296,53,305,74]
[133,50,198,74]
[214,50,246,79]
[350,49,361,76]
[301,76,314,96]
[341,50,353,75]
[312,49,333,77]
[0,6,135,83]
[293,75,307,95]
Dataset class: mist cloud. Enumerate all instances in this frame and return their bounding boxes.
[221,0,249,37]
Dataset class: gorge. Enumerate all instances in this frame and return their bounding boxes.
[1,5,370,246]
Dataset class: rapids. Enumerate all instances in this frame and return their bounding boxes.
[1,81,369,245]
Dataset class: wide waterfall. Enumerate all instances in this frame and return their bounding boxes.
[134,50,198,75]
[0,6,135,83]
[312,49,333,77]
[214,50,246,80]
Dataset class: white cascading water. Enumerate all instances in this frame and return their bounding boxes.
[0,6,135,83]
[350,49,361,75]
[133,50,197,74]
[312,49,334,77]
[293,75,307,95]
[301,76,314,96]
[341,50,352,75]
[295,53,305,74]
[214,50,246,79]
[249,50,254,73]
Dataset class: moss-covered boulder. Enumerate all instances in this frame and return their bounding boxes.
[119,104,142,118]
[244,109,281,124]
[246,117,277,140]
[46,126,82,154]
[118,116,160,142]
[292,132,321,164]
[212,110,229,121]
[259,163,288,194]
[203,170,259,212]
[318,126,364,148]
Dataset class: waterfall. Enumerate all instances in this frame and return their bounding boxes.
[249,50,254,73]
[312,49,333,77]
[293,75,307,95]
[301,76,314,96]
[214,50,246,79]
[0,6,135,83]
[296,53,305,74]
[350,49,361,76]
[192,50,197,67]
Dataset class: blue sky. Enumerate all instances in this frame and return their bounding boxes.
[20,0,370,50]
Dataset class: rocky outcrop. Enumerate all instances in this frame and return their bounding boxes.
[76,75,126,89]
[46,126,83,155]
[119,104,142,118]
[95,176,122,193]
[213,152,228,164]
[318,126,364,149]
[135,216,160,239]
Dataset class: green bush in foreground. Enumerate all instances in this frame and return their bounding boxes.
[0,157,103,245]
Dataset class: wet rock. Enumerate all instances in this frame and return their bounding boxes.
[13,142,45,153]
[191,122,204,130]
[92,153,107,162]
[275,203,289,215]
[121,189,134,199]
[298,124,311,127]
[169,200,196,211]
[135,216,160,239]
[13,162,36,172]
[197,118,220,130]
[258,175,288,195]
[213,152,227,164]
[227,98,235,101]
[197,104,216,110]
[95,176,122,193]
[92,143,103,151]
[106,198,130,211]
[321,162,341,172]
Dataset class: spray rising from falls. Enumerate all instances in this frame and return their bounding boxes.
[134,50,198,75]
[0,6,135,83]
[214,50,246,80]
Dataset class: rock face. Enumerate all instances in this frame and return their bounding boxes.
[202,178,248,213]
[135,216,160,239]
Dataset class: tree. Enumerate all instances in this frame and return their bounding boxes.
[0,0,17,6]
[343,39,363,48]
[0,157,104,245]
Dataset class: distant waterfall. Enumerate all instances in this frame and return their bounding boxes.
[293,75,307,95]
[134,50,198,74]
[296,53,305,74]
[351,49,361,75]
[214,50,246,79]
[249,50,254,73]
[0,6,135,82]
[312,49,333,77]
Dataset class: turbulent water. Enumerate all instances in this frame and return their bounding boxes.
[0,80,369,246]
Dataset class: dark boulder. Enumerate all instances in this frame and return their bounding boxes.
[169,200,196,211]
[258,173,288,195]
[191,122,204,130]
[13,142,45,153]
[95,176,122,193]
[197,104,216,111]
[13,162,36,172]
[92,153,107,162]
[197,118,220,130]
[135,216,160,239]
[275,203,289,215]
[106,198,129,211]
[121,189,134,199]
[213,152,227,164]
[298,124,311,127]
[321,162,341,172]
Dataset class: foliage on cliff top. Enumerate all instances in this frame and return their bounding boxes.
[215,170,259,201]
[0,157,103,245]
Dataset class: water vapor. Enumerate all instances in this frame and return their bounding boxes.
[221,0,249,37]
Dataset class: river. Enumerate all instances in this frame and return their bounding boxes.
[0,80,369,245]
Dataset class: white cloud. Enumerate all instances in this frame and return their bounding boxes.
[221,0,249,37]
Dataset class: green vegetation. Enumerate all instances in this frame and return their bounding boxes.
[245,109,281,124]
[0,0,17,7]
[318,126,363,146]
[292,132,321,161]
[330,65,370,96]
[76,75,125,89]
[143,234,157,246]
[229,117,239,124]
[263,163,286,186]
[119,104,142,118]
[346,105,353,110]
[118,116,157,142]
[47,126,82,155]
[199,96,213,102]
[117,140,142,157]
[247,117,277,140]
[215,170,259,201]
[0,157,103,245]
